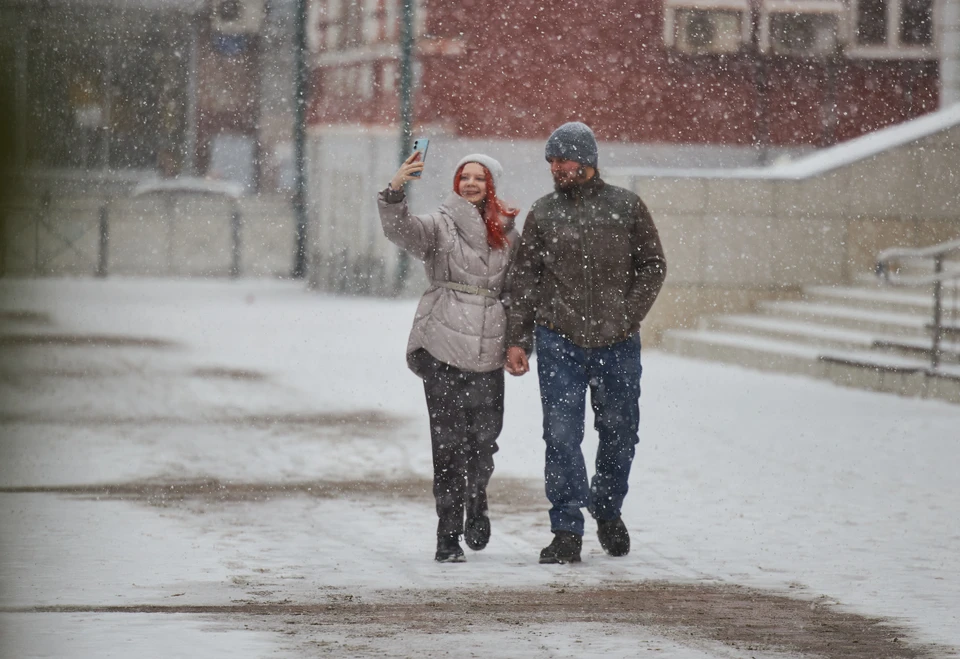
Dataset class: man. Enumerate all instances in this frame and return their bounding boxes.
[505,122,666,564]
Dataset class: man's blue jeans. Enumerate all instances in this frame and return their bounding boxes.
[535,325,642,536]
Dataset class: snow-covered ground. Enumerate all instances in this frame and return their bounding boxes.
[0,278,958,658]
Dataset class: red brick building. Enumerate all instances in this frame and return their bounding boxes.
[307,0,945,149]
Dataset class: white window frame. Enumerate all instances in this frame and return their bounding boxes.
[847,0,937,58]
[307,0,326,52]
[362,0,380,44]
[385,0,398,40]
[308,0,343,53]
[759,0,848,55]
[663,0,752,54]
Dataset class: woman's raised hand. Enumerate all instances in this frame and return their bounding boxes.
[389,152,425,190]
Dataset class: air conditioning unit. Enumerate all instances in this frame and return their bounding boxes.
[768,12,840,55]
[212,0,264,35]
[675,9,744,54]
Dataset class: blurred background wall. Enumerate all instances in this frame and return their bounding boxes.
[1,0,957,339]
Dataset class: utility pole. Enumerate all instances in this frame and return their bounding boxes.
[750,0,769,165]
[183,22,199,176]
[821,43,841,147]
[394,0,414,294]
[291,0,308,279]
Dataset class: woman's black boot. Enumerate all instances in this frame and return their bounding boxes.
[464,514,491,551]
[435,534,466,563]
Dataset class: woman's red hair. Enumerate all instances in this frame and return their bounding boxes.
[453,163,518,249]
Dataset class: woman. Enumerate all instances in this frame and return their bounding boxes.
[378,152,520,563]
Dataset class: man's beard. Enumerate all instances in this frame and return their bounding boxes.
[553,166,589,192]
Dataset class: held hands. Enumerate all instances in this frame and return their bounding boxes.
[389,152,425,190]
[505,346,530,376]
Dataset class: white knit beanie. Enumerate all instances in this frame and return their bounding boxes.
[455,153,504,190]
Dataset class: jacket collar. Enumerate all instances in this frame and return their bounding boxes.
[558,174,605,201]
[440,192,489,250]
[440,192,517,252]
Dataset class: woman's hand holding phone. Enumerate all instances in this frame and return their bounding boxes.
[389,152,425,190]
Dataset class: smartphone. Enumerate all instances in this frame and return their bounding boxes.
[410,137,429,177]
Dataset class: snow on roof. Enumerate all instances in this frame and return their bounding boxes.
[608,103,960,181]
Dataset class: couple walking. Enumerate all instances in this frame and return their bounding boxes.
[377,122,667,564]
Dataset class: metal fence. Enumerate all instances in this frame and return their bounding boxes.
[2,186,296,279]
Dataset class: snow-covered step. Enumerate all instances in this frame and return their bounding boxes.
[871,336,960,362]
[707,315,881,351]
[818,350,960,375]
[802,285,945,314]
[819,352,960,403]
[755,300,937,336]
[852,272,960,292]
[661,329,826,378]
[664,329,958,375]
[661,278,960,404]
[662,329,960,403]
[707,315,960,361]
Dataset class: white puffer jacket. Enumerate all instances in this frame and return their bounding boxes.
[378,188,520,374]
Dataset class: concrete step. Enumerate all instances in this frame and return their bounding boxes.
[802,285,939,314]
[662,329,824,377]
[707,315,960,363]
[663,329,960,403]
[818,353,960,403]
[662,281,960,404]
[853,272,960,291]
[754,300,942,337]
[804,284,960,318]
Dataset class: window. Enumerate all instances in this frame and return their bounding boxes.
[856,0,887,44]
[663,0,750,55]
[677,9,743,53]
[900,0,933,45]
[309,0,408,53]
[852,0,935,53]
[770,12,841,54]
[307,0,326,52]
[341,0,363,48]
[760,1,846,56]
[307,0,339,52]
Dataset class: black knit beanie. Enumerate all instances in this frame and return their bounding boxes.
[544,122,598,168]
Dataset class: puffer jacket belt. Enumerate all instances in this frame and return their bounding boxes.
[433,280,499,299]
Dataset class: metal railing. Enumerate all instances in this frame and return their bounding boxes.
[876,238,960,369]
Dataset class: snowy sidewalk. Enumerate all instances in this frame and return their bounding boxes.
[0,278,957,658]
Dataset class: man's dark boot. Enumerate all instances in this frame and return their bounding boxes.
[597,516,630,557]
[538,531,582,564]
[435,534,466,563]
[464,514,491,551]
